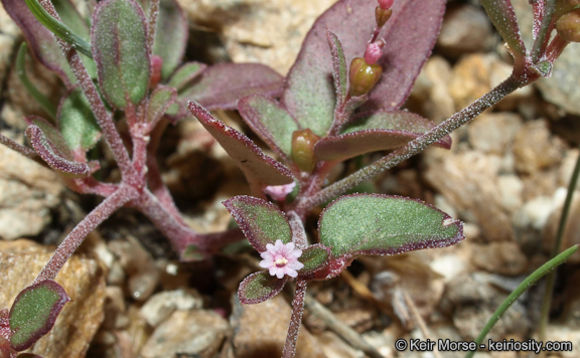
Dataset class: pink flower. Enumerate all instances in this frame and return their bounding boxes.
[264,182,296,201]
[378,0,394,10]
[259,240,304,279]
[364,41,384,65]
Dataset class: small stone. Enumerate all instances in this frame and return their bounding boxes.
[498,175,524,214]
[0,240,106,358]
[230,295,326,358]
[0,144,64,240]
[512,120,565,174]
[437,4,494,57]
[140,289,203,327]
[470,242,528,276]
[140,309,229,358]
[467,112,523,155]
[316,331,363,358]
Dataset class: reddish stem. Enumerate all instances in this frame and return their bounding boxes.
[0,132,38,160]
[282,279,308,358]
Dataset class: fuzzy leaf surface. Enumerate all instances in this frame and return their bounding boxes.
[283,0,445,136]
[238,95,299,159]
[314,110,451,161]
[298,244,331,279]
[1,0,74,86]
[181,63,283,110]
[480,0,526,57]
[58,89,101,152]
[168,62,206,91]
[151,0,188,79]
[319,194,463,258]
[92,0,150,108]
[188,102,293,188]
[25,117,91,176]
[223,195,292,253]
[147,86,177,125]
[238,271,286,304]
[9,280,70,351]
[327,31,347,107]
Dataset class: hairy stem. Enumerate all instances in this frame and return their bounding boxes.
[0,132,38,160]
[538,144,580,339]
[299,74,524,211]
[531,0,556,62]
[35,185,137,282]
[282,279,308,358]
[146,0,160,56]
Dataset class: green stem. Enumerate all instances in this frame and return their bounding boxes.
[465,245,579,358]
[538,145,580,338]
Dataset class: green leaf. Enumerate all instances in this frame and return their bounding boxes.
[319,194,463,258]
[480,0,526,57]
[9,280,70,351]
[298,244,331,279]
[223,195,292,253]
[168,62,206,91]
[327,31,347,107]
[238,95,299,159]
[58,89,101,152]
[92,0,150,109]
[238,271,286,304]
[152,0,188,80]
[147,85,177,124]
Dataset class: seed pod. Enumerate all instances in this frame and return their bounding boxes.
[556,10,580,42]
[375,7,392,28]
[349,57,383,97]
[291,129,320,172]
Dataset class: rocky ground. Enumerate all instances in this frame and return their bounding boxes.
[1,0,580,357]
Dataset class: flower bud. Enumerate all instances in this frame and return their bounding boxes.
[364,41,384,65]
[556,10,580,42]
[149,55,163,88]
[349,57,382,97]
[291,129,320,172]
[378,0,394,10]
[375,7,393,28]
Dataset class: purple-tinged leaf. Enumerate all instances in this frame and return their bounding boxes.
[58,89,101,152]
[188,101,294,188]
[319,194,464,259]
[314,110,451,162]
[223,195,292,253]
[238,95,299,159]
[283,0,446,135]
[181,63,284,110]
[9,280,70,351]
[147,86,177,125]
[92,0,150,109]
[480,0,526,57]
[238,271,287,304]
[150,0,188,80]
[327,31,348,107]
[168,62,207,91]
[298,244,331,280]
[25,117,92,176]
[1,0,74,87]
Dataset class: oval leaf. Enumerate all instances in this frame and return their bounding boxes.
[238,95,299,159]
[282,0,446,136]
[168,62,207,91]
[92,0,150,108]
[238,271,287,304]
[314,110,451,162]
[480,0,526,57]
[58,89,101,152]
[223,195,292,253]
[298,244,331,279]
[181,63,283,110]
[319,194,464,258]
[152,0,188,80]
[9,280,70,351]
[188,101,293,188]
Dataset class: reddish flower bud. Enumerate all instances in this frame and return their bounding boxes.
[556,10,580,42]
[349,57,383,97]
[149,55,163,88]
[291,129,320,172]
[377,0,394,10]
[364,41,384,65]
[375,6,393,28]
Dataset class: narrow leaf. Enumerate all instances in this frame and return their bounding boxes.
[92,0,150,108]
[53,0,89,40]
[58,89,101,152]
[283,0,446,135]
[238,271,287,304]
[480,0,526,57]
[181,63,283,110]
[314,110,451,162]
[9,280,70,351]
[327,31,347,107]
[298,244,331,279]
[152,0,188,80]
[1,0,75,87]
[238,95,299,159]
[25,117,92,176]
[168,62,207,91]
[188,101,293,188]
[319,194,464,258]
[223,195,292,253]
[147,86,177,125]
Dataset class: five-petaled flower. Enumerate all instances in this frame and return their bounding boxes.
[259,240,304,279]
